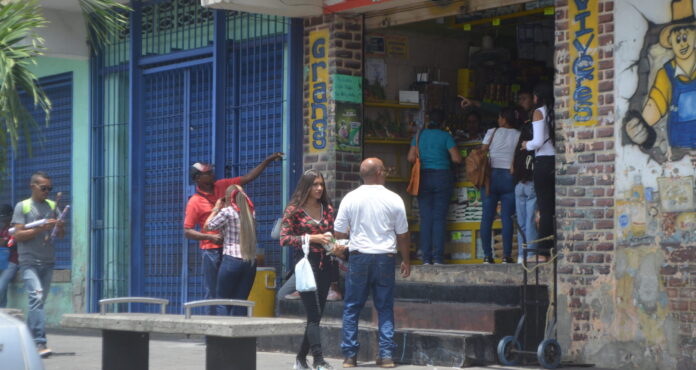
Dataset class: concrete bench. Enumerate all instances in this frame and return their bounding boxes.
[61,297,304,370]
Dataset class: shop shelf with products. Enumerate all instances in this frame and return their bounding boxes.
[363,100,420,222]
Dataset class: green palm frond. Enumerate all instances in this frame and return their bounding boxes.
[79,0,131,51]
[0,0,50,162]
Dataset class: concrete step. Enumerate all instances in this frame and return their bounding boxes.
[278,299,523,334]
[394,281,548,306]
[257,319,499,366]
[402,263,553,285]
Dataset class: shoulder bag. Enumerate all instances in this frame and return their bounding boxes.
[406,129,422,196]
[465,128,498,193]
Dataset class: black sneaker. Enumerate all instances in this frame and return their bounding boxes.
[342,356,357,368]
[294,356,311,370]
[502,257,515,264]
[313,359,334,370]
[483,256,495,264]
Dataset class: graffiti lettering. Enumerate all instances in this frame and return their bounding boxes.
[572,53,595,83]
[312,82,327,104]
[574,11,593,37]
[570,0,598,125]
[574,0,589,10]
[312,37,325,59]
[311,62,326,83]
[573,86,593,121]
[309,29,329,152]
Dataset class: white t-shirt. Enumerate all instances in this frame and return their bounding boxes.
[525,106,555,156]
[483,127,521,170]
[334,185,409,254]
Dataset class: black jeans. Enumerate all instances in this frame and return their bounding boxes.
[533,155,555,253]
[298,254,331,361]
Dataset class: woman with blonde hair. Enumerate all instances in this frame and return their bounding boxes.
[205,184,257,316]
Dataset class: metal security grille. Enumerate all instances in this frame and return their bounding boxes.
[9,74,74,269]
[90,17,130,312]
[90,0,296,313]
[226,13,287,271]
[141,0,214,56]
[141,64,212,313]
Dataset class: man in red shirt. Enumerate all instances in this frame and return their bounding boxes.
[184,153,283,314]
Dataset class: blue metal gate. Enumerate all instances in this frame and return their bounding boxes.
[226,20,287,273]
[90,0,301,313]
[141,63,212,313]
[3,73,74,269]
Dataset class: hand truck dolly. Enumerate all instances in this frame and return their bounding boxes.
[497,217,562,369]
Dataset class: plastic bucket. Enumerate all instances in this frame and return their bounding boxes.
[247,267,276,317]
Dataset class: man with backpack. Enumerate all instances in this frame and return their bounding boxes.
[11,171,65,357]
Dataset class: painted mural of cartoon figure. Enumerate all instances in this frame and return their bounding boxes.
[624,0,696,152]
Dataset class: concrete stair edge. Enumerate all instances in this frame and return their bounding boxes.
[257,321,498,366]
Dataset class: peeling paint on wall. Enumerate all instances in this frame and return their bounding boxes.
[614,1,696,368]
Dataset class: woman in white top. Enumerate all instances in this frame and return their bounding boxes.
[479,107,521,264]
[522,83,556,258]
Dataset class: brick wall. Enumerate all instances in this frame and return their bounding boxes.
[664,237,696,369]
[303,14,363,202]
[553,0,616,359]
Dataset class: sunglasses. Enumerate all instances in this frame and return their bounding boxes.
[38,185,52,192]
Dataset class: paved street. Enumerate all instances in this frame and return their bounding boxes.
[42,329,604,370]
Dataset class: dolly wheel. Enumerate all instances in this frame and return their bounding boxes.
[537,338,562,369]
[497,336,521,366]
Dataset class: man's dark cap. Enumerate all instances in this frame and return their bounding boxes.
[190,163,214,181]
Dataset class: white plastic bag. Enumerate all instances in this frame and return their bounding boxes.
[295,234,317,292]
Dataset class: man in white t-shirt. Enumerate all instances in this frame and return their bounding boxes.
[334,158,410,368]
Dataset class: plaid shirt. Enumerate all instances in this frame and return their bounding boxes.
[280,204,335,265]
[206,207,245,258]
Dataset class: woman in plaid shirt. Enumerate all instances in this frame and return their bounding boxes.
[204,184,257,316]
[281,170,346,370]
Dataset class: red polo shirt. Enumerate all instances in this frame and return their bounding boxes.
[184,177,242,250]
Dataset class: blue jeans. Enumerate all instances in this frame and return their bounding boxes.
[202,248,222,315]
[0,262,19,308]
[515,181,538,262]
[216,255,256,316]
[418,169,454,263]
[21,263,54,345]
[481,169,516,258]
[342,253,395,359]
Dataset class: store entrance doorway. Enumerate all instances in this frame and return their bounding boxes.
[363,3,555,265]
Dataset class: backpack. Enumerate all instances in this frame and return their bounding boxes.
[22,198,56,214]
[513,120,535,183]
[465,128,497,192]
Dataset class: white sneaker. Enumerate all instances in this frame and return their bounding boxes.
[37,343,52,358]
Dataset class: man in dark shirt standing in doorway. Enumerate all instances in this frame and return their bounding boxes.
[184,153,283,315]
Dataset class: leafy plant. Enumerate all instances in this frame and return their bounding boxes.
[0,0,49,163]
[0,0,130,177]
[79,0,131,52]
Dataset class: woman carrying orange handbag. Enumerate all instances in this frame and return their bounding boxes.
[407,109,462,265]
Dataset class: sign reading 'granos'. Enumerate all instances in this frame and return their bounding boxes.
[569,0,599,126]
[309,28,329,152]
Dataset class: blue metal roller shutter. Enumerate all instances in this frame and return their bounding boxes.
[141,63,212,313]
[12,74,73,269]
[226,36,285,273]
